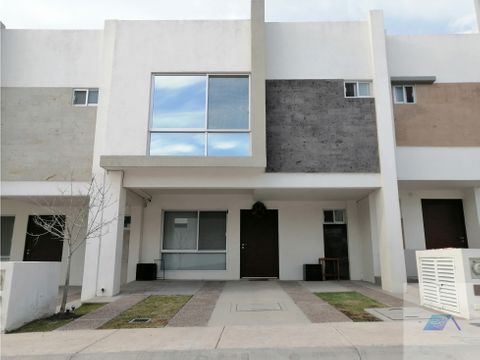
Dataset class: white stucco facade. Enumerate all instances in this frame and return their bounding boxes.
[1,0,479,306]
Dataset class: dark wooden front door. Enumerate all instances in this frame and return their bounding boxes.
[421,199,468,249]
[323,224,350,280]
[240,209,279,278]
[23,215,65,261]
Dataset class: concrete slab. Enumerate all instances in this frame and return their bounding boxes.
[1,330,116,357]
[366,306,439,321]
[217,324,353,349]
[208,281,310,326]
[81,327,223,353]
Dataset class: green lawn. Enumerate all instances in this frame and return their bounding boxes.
[10,303,106,333]
[316,292,385,322]
[100,295,192,329]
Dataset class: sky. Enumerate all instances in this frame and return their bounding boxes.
[0,0,478,34]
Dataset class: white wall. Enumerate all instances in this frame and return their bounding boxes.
[96,20,251,158]
[0,199,86,286]
[1,30,101,87]
[1,262,60,332]
[266,22,372,80]
[464,188,480,249]
[357,197,375,283]
[139,193,366,281]
[387,34,480,83]
[396,147,480,181]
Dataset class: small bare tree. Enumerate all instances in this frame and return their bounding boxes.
[29,176,116,313]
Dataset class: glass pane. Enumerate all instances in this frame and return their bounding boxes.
[1,216,15,258]
[208,76,249,129]
[163,212,198,250]
[358,83,370,97]
[334,210,345,223]
[87,89,99,104]
[199,212,227,250]
[324,210,334,223]
[394,86,405,103]
[405,86,415,103]
[345,83,356,97]
[73,90,87,105]
[150,133,205,156]
[207,133,250,157]
[163,253,226,270]
[152,75,206,128]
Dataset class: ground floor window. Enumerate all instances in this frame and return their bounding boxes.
[162,211,227,270]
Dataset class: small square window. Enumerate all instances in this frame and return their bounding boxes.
[394,85,415,104]
[73,89,99,106]
[345,81,372,98]
[334,210,345,223]
[73,90,87,105]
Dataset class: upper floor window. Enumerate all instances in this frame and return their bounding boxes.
[149,74,250,156]
[72,88,99,106]
[344,81,372,98]
[393,85,415,104]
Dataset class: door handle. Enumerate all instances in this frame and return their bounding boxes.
[241,243,247,250]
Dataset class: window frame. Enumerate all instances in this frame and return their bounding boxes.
[323,209,347,224]
[393,85,416,104]
[147,73,252,156]
[72,88,99,106]
[161,210,228,255]
[344,81,373,99]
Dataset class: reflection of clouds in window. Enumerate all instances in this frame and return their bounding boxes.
[152,76,206,128]
[208,133,250,156]
[150,133,204,156]
[154,76,206,90]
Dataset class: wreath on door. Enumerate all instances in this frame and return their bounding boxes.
[251,201,267,218]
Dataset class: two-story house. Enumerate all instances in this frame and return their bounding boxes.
[1,0,479,302]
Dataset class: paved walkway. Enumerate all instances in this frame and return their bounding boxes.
[168,281,225,327]
[57,295,147,331]
[3,321,480,359]
[279,281,351,322]
[208,280,311,326]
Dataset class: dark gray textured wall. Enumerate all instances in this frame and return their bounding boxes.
[1,88,96,181]
[266,80,380,173]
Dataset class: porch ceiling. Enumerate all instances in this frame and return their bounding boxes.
[129,188,375,201]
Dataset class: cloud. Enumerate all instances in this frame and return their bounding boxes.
[154,76,205,90]
[448,14,477,34]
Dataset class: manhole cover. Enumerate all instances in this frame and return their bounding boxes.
[128,318,151,324]
[236,303,282,312]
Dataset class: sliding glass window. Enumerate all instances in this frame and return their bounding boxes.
[149,74,250,157]
[162,211,227,270]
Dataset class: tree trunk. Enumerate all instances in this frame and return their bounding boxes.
[60,254,72,313]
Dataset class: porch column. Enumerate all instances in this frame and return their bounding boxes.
[81,171,126,300]
[368,11,407,293]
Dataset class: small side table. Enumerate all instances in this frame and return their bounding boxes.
[318,257,340,281]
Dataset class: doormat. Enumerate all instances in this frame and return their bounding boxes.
[366,307,438,321]
[236,303,283,312]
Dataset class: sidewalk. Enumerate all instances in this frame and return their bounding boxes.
[3,321,480,359]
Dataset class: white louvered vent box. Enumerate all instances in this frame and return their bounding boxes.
[416,249,480,319]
